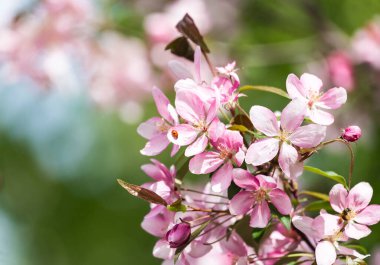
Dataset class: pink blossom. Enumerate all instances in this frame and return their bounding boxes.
[229,173,292,228]
[167,88,219,157]
[245,99,326,178]
[286,73,347,125]
[189,127,245,192]
[327,51,354,92]
[142,205,175,238]
[138,87,179,156]
[329,182,380,240]
[293,211,369,265]
[166,223,192,248]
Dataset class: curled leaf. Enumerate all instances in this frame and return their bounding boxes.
[175,13,210,53]
[239,85,290,99]
[117,179,167,206]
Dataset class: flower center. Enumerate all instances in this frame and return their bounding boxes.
[157,119,171,133]
[253,188,267,202]
[279,130,290,142]
[340,208,356,221]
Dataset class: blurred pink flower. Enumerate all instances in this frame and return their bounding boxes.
[327,52,354,91]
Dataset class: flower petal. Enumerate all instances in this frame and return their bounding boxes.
[175,83,205,123]
[245,138,280,166]
[140,134,170,156]
[249,105,279,136]
[168,124,198,146]
[153,86,174,123]
[229,191,254,216]
[344,222,371,240]
[309,108,334,126]
[269,188,292,215]
[286,73,307,99]
[137,117,163,139]
[292,216,316,239]
[211,162,233,192]
[347,182,373,212]
[153,239,175,259]
[355,205,380,225]
[185,133,208,157]
[168,60,193,80]
[315,241,336,265]
[288,124,326,148]
[189,151,224,174]
[329,184,348,213]
[194,46,202,83]
[280,99,307,133]
[249,201,271,228]
[232,168,259,190]
[300,73,323,96]
[278,142,298,178]
[317,87,347,110]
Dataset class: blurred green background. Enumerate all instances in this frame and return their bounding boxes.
[0,0,380,264]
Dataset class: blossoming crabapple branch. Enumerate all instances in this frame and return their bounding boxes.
[117,14,379,265]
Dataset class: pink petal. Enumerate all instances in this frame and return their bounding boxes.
[280,99,307,133]
[286,73,307,99]
[329,184,348,213]
[232,168,259,190]
[309,108,334,126]
[355,205,380,225]
[338,246,369,260]
[315,241,336,265]
[194,46,202,83]
[220,231,247,257]
[289,160,304,179]
[292,216,316,239]
[300,73,323,96]
[250,201,271,228]
[211,162,233,192]
[344,222,371,240]
[205,100,218,125]
[189,151,224,174]
[140,134,170,156]
[245,138,280,166]
[141,162,167,181]
[167,124,198,146]
[168,60,193,80]
[255,174,277,190]
[142,205,173,237]
[347,182,373,212]
[185,133,208,157]
[170,144,180,157]
[288,124,326,148]
[175,83,205,123]
[229,191,254,215]
[152,86,174,123]
[269,188,292,215]
[153,239,175,259]
[313,213,342,237]
[187,240,212,258]
[317,87,347,110]
[249,105,279,136]
[137,117,163,139]
[278,142,299,178]
[234,148,245,167]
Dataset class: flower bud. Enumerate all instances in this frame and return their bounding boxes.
[165,223,191,248]
[342,125,362,142]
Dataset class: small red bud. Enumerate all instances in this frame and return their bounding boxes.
[165,223,191,248]
[342,125,362,142]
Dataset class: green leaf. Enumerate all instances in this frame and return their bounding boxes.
[304,200,333,212]
[228,124,249,133]
[280,216,291,230]
[304,165,347,188]
[239,85,290,99]
[176,158,190,182]
[174,221,210,263]
[341,244,368,254]
[299,190,330,201]
[252,229,265,239]
[231,114,254,131]
[167,199,187,212]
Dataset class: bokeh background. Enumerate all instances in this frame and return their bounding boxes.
[0,0,380,264]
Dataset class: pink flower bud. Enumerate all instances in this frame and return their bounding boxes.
[165,223,191,248]
[342,125,362,142]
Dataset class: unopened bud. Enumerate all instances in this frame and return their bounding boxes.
[165,223,191,248]
[342,125,361,142]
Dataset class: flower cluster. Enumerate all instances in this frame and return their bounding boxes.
[119,16,379,265]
